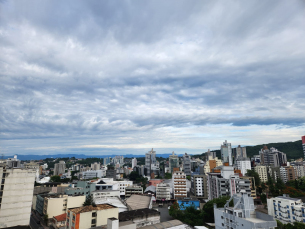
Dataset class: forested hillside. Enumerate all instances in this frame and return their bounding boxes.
[246,140,302,159]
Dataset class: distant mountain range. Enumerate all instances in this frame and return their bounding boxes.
[2,140,303,161]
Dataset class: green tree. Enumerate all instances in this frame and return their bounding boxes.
[50,175,61,182]
[164,173,172,179]
[260,194,267,204]
[83,195,93,206]
[202,196,232,223]
[129,171,140,181]
[245,170,261,187]
[43,214,49,225]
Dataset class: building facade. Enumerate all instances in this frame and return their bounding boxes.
[54,161,66,176]
[156,183,171,200]
[132,158,137,169]
[125,186,143,198]
[214,193,276,229]
[221,140,232,166]
[183,153,191,176]
[254,165,268,183]
[173,170,187,198]
[169,152,179,174]
[191,174,208,199]
[267,195,305,223]
[67,204,118,229]
[235,158,251,176]
[0,167,36,228]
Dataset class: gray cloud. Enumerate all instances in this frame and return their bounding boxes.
[0,0,305,155]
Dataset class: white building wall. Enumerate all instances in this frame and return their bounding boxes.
[0,168,36,228]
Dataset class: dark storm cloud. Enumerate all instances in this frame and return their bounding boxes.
[0,0,305,155]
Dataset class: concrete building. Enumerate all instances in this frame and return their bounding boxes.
[148,179,163,187]
[140,220,190,229]
[41,194,86,218]
[268,166,281,182]
[92,190,121,199]
[65,181,96,196]
[132,158,137,169]
[204,156,223,174]
[235,158,251,176]
[233,145,247,161]
[54,161,66,176]
[206,149,216,159]
[156,183,171,200]
[125,186,143,198]
[67,204,118,229]
[119,209,160,228]
[6,155,21,168]
[241,176,256,199]
[254,165,268,183]
[95,179,133,196]
[145,148,159,177]
[82,170,105,179]
[113,156,124,165]
[173,169,187,198]
[0,166,36,228]
[183,153,191,176]
[91,162,101,170]
[293,164,305,178]
[267,195,305,223]
[106,168,117,181]
[214,193,276,229]
[207,166,251,200]
[280,166,297,183]
[303,136,305,160]
[169,152,179,174]
[104,157,111,165]
[260,146,287,167]
[191,174,208,199]
[221,140,233,166]
[144,185,156,196]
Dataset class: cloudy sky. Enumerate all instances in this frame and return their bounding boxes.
[1,0,305,156]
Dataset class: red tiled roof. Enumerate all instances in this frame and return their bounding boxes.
[54,213,67,222]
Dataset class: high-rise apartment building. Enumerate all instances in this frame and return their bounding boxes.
[103,157,111,165]
[191,174,208,199]
[254,165,268,183]
[259,146,287,167]
[0,164,36,228]
[145,148,159,176]
[183,153,191,176]
[54,161,66,175]
[113,156,124,165]
[302,136,305,160]
[235,158,251,176]
[131,158,137,169]
[206,149,216,159]
[204,156,223,174]
[169,152,179,173]
[232,145,247,162]
[172,169,187,198]
[221,140,232,166]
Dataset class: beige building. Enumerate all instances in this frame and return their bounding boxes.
[43,194,86,218]
[254,165,268,183]
[0,167,36,228]
[172,169,187,198]
[204,156,223,174]
[241,176,256,199]
[67,204,118,229]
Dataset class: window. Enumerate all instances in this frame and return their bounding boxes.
[92,219,96,224]
[92,212,96,217]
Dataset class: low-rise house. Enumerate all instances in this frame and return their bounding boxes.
[50,213,66,229]
[67,204,118,229]
[119,209,160,228]
[144,186,156,196]
[95,197,128,212]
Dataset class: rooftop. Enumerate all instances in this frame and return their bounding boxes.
[119,209,160,221]
[275,196,301,201]
[53,213,67,222]
[140,220,183,229]
[126,195,151,210]
[70,204,115,214]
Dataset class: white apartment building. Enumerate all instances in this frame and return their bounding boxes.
[0,167,36,228]
[132,158,137,169]
[95,179,133,196]
[156,183,171,200]
[254,165,268,183]
[214,193,276,229]
[235,158,251,176]
[293,165,305,178]
[191,174,208,199]
[172,171,187,198]
[267,195,305,223]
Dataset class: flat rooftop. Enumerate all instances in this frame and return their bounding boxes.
[70,204,115,214]
[276,196,301,201]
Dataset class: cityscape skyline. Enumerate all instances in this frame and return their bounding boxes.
[1,1,305,156]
